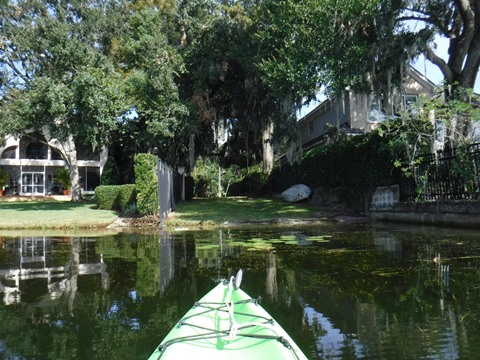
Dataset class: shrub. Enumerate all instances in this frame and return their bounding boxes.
[270,132,397,193]
[134,153,158,215]
[95,184,136,212]
[192,158,261,197]
[101,156,121,185]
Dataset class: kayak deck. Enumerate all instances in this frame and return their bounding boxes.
[148,278,307,360]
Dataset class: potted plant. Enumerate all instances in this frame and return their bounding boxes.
[54,167,71,195]
[0,169,10,196]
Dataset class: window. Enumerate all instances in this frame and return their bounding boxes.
[308,121,314,135]
[403,95,418,109]
[25,142,47,159]
[1,146,17,159]
[50,147,64,160]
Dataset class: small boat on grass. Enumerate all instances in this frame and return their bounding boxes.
[148,270,308,360]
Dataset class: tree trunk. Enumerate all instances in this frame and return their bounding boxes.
[262,118,274,174]
[60,135,81,201]
[189,134,195,172]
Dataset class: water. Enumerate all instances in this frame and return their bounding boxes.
[1,222,480,359]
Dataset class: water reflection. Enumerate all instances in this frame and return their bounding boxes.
[0,225,479,360]
[0,236,108,306]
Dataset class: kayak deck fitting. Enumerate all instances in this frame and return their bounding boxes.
[148,270,308,359]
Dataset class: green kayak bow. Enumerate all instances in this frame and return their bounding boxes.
[148,270,308,360]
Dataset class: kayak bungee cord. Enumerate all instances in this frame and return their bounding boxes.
[153,272,303,360]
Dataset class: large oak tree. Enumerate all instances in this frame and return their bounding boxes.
[254,0,480,100]
[0,0,129,200]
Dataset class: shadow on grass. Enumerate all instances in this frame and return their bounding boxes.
[0,201,91,211]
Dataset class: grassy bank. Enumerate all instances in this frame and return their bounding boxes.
[0,200,118,230]
[0,197,326,231]
[164,197,322,228]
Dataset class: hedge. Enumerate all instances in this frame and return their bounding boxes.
[134,153,158,215]
[95,184,136,212]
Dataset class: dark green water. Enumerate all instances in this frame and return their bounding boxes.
[1,222,480,359]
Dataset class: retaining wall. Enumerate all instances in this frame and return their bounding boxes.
[369,196,480,228]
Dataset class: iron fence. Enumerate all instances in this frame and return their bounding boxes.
[398,143,480,202]
[157,160,183,224]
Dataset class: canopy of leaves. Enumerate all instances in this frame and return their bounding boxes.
[0,0,129,148]
[253,0,480,103]
[254,0,383,99]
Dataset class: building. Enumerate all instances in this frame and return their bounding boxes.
[296,66,438,153]
[0,130,107,196]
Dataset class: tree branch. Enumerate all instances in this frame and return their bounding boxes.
[425,45,453,83]
[398,9,450,36]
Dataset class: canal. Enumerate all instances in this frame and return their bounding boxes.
[1,222,480,359]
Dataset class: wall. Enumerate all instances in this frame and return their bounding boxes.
[297,94,350,150]
[369,197,480,229]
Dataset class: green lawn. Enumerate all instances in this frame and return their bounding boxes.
[0,197,323,231]
[0,200,118,229]
[165,197,320,228]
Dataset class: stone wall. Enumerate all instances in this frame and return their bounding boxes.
[369,197,480,228]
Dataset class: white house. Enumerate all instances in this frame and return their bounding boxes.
[0,130,107,196]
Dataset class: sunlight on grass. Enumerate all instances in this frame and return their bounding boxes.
[0,201,118,229]
[167,197,316,228]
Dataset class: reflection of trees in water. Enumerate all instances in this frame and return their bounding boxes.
[1,230,480,360]
[265,252,278,301]
[0,236,108,307]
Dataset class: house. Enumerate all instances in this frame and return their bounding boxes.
[296,66,438,152]
[0,130,107,196]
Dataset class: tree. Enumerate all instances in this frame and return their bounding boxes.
[254,0,480,153]
[253,0,385,160]
[176,0,282,174]
[255,0,480,97]
[0,0,129,201]
[254,0,382,99]
[393,1,480,143]
[112,6,189,167]
[398,1,480,94]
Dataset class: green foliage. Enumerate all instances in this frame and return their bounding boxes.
[100,156,122,185]
[54,167,71,190]
[95,184,136,213]
[0,0,130,144]
[0,0,130,201]
[299,133,396,189]
[254,0,382,97]
[254,0,480,103]
[134,153,158,215]
[192,158,262,198]
[377,92,480,200]
[451,142,478,197]
[109,6,191,166]
[0,169,10,189]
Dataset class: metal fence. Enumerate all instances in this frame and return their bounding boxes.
[398,143,480,202]
[157,160,183,224]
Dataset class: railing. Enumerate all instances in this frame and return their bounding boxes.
[398,143,480,202]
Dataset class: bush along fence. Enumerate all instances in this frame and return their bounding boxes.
[135,153,183,224]
[95,153,193,223]
[398,143,480,202]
